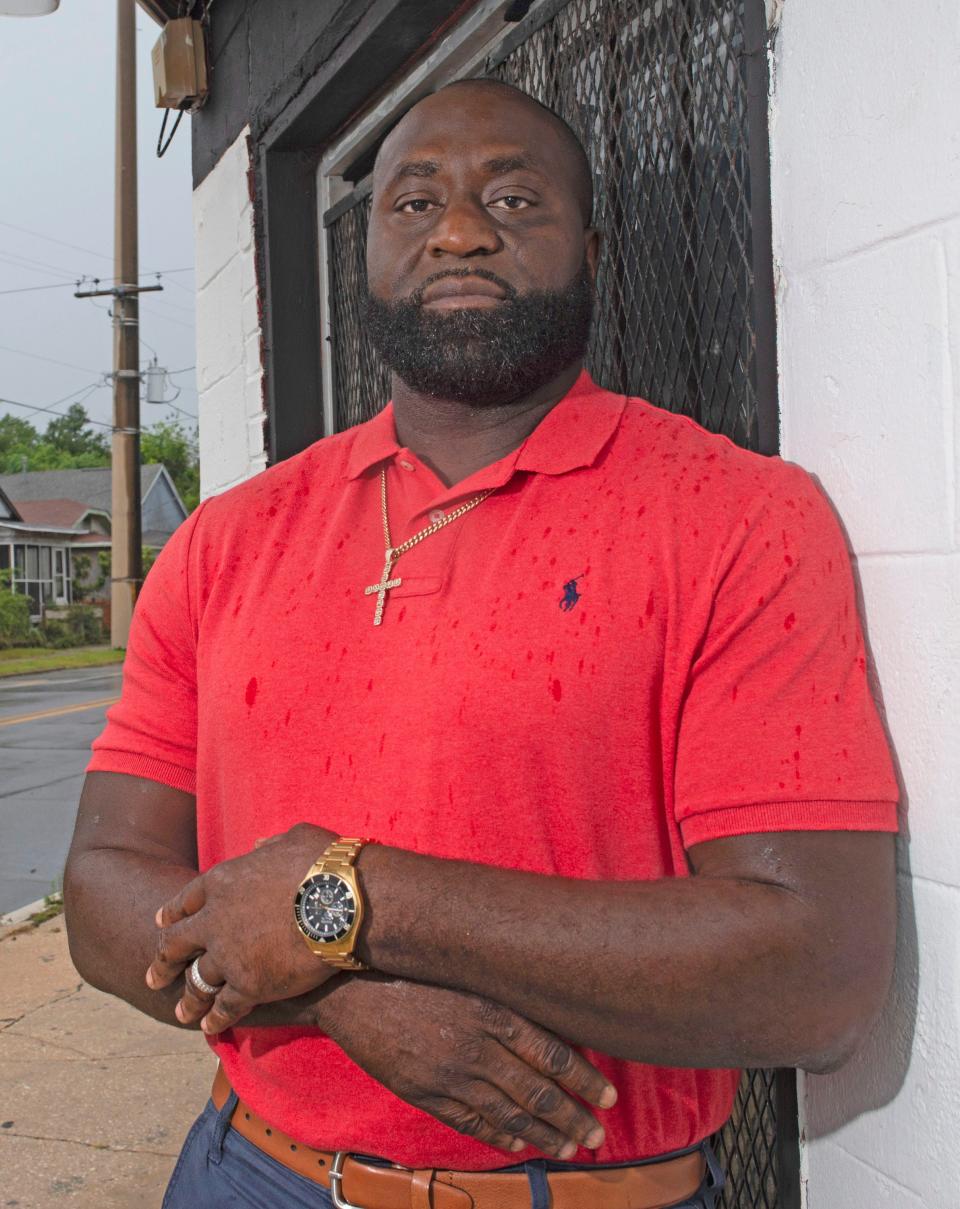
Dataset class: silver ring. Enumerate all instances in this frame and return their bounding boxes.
[187,956,224,998]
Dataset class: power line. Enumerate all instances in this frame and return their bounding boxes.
[0,220,114,264]
[0,281,79,298]
[0,383,113,428]
[140,305,193,330]
[0,344,101,375]
[0,251,81,282]
[0,268,196,299]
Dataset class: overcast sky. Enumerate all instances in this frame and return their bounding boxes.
[0,0,196,439]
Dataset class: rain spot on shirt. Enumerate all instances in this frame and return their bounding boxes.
[551,678,563,702]
[245,677,258,707]
[784,613,796,632]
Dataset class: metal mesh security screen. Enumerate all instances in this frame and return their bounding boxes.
[323,1,792,1205]
[328,194,389,431]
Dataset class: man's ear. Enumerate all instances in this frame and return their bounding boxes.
[584,228,601,283]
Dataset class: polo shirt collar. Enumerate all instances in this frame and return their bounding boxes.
[343,370,626,484]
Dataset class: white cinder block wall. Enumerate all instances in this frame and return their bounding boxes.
[191,10,960,1200]
[770,1,960,1205]
[193,127,267,497]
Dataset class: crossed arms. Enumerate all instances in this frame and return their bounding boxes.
[63,770,894,1158]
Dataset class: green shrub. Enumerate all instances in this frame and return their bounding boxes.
[38,604,106,649]
[0,583,32,649]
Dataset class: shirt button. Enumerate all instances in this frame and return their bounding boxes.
[429,509,445,524]
[398,459,415,472]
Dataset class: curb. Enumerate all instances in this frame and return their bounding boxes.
[0,896,49,927]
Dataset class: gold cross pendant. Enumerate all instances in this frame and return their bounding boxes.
[364,554,402,626]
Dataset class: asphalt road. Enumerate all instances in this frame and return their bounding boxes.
[0,663,123,916]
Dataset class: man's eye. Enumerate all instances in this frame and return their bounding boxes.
[490,195,531,210]
[398,198,435,213]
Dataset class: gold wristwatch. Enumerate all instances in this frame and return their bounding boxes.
[293,837,371,971]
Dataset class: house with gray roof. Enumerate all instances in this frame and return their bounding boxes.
[0,465,187,619]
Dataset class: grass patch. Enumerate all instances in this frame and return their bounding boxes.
[0,646,124,678]
[28,891,64,926]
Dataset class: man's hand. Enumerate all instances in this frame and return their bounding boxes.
[311,975,617,1158]
[145,822,338,1032]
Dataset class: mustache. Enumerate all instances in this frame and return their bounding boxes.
[408,268,519,307]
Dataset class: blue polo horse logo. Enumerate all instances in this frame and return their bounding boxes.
[559,575,584,612]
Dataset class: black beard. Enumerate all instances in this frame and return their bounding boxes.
[363,265,594,406]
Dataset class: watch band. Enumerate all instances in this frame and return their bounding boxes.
[321,837,368,872]
[298,837,372,971]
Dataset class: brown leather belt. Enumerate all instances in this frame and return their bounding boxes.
[211,1066,706,1209]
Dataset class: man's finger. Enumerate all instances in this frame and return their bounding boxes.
[465,1078,579,1158]
[145,918,204,989]
[200,985,255,1035]
[497,1013,617,1109]
[421,1096,526,1155]
[488,1044,606,1151]
[175,955,226,1026]
[155,875,208,928]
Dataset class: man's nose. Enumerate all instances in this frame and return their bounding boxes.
[426,197,502,258]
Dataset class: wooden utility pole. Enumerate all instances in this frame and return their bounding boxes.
[74,1,162,646]
[110,0,140,647]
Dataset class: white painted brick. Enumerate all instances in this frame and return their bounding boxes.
[240,241,258,302]
[801,1140,926,1209]
[855,554,960,887]
[192,129,254,290]
[198,364,249,499]
[243,329,263,388]
[244,375,265,427]
[196,257,244,394]
[772,0,960,271]
[802,877,960,1207]
[779,235,952,554]
[944,224,960,547]
[240,284,260,343]
[246,412,267,464]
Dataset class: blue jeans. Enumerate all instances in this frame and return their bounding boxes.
[162,1091,725,1209]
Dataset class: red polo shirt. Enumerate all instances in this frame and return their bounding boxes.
[90,372,898,1168]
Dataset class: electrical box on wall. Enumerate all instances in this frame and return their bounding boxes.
[151,18,208,109]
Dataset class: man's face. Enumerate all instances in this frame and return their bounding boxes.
[364,85,599,405]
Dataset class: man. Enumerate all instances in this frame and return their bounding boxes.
[64,79,898,1209]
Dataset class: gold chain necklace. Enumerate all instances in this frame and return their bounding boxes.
[364,467,493,625]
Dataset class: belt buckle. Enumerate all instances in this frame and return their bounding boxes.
[329,1151,365,1209]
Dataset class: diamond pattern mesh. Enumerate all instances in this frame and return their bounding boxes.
[489,0,761,447]
[324,1,793,1204]
[328,194,389,431]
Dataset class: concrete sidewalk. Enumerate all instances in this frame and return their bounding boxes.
[0,916,213,1208]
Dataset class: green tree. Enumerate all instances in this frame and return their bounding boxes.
[45,403,110,459]
[141,418,199,512]
[0,405,199,513]
[0,414,40,472]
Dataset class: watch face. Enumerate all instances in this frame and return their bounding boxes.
[295,873,357,944]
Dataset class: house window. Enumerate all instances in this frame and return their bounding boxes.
[316,2,789,1205]
[11,542,67,616]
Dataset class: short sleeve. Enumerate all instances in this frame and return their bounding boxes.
[674,465,899,847]
[87,503,207,794]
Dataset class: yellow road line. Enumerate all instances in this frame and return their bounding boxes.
[0,696,121,729]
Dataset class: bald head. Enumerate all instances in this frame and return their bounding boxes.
[374,78,594,225]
